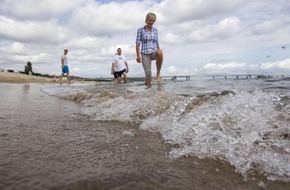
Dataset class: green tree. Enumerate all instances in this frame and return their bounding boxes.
[24,61,33,75]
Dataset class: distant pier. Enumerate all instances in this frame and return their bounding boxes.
[211,74,285,80]
[166,74,287,81]
[171,75,191,81]
[82,74,288,83]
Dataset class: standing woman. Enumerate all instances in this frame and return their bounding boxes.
[136,12,163,87]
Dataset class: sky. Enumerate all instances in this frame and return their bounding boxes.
[0,0,290,78]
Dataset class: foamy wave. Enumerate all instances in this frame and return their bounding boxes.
[82,88,178,123]
[41,82,290,182]
[40,83,95,102]
[139,89,290,182]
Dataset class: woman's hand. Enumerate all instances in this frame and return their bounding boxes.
[136,56,141,63]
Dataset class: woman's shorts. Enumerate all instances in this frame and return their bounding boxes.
[141,53,157,76]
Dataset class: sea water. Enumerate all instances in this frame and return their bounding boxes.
[41,77,290,182]
[1,77,290,189]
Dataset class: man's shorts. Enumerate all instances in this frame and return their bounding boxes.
[62,66,69,74]
[114,69,126,78]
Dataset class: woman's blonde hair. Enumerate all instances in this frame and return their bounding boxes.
[145,12,156,23]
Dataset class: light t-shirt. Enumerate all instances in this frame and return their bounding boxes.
[61,55,68,66]
[113,54,127,72]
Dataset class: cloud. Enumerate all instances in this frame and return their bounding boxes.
[158,0,243,23]
[262,59,290,69]
[0,0,290,78]
[67,1,145,36]
[165,65,177,74]
[202,62,247,73]
[163,33,180,44]
[0,0,87,20]
[0,16,65,43]
[189,17,241,42]
[253,20,285,34]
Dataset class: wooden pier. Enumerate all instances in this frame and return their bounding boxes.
[167,74,287,81]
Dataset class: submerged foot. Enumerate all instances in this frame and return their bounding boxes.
[145,81,151,87]
[145,75,152,87]
[145,78,152,87]
[156,75,162,83]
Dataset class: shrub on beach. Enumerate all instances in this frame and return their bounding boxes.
[24,61,33,75]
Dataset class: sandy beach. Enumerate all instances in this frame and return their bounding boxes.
[0,72,59,83]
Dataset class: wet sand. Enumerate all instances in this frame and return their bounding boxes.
[0,83,289,190]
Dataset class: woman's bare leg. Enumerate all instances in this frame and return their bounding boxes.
[156,50,163,83]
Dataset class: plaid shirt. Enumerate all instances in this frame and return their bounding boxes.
[136,26,159,55]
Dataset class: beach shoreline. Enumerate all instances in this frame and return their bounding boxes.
[0,71,59,83]
[0,71,115,84]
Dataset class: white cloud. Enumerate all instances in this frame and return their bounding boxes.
[262,59,290,69]
[67,1,145,36]
[0,0,290,77]
[165,65,178,74]
[189,17,241,42]
[158,0,243,23]
[0,0,88,20]
[163,33,180,44]
[1,42,24,54]
[202,62,247,74]
[0,16,65,43]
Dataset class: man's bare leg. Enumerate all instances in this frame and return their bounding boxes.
[67,73,71,84]
[123,72,127,83]
[117,77,121,84]
[60,73,63,85]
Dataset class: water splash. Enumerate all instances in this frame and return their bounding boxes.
[41,82,290,182]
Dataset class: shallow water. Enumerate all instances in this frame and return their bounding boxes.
[0,80,289,190]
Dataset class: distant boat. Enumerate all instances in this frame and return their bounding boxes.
[282,45,286,49]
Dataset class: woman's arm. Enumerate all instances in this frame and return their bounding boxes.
[136,44,141,63]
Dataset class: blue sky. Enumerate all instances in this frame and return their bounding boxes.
[0,0,289,78]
